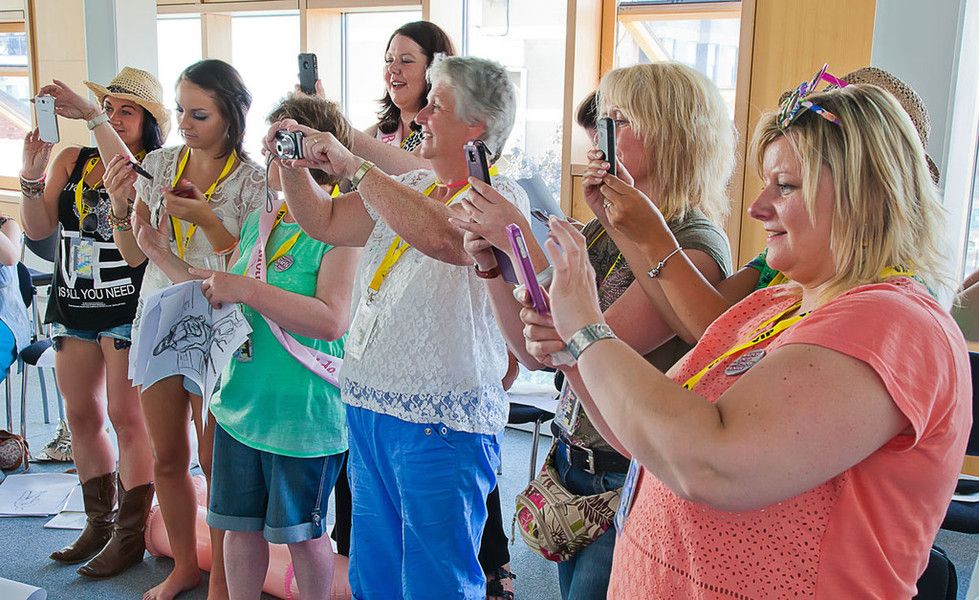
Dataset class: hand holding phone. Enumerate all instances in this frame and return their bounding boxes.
[596,116,616,176]
[34,95,59,144]
[298,53,319,95]
[507,224,548,314]
[465,140,519,284]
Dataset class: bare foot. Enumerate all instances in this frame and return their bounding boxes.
[143,568,202,600]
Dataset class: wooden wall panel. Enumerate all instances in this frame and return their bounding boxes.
[735,0,875,264]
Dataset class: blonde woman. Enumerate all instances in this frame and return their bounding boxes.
[522,81,969,597]
[458,62,734,599]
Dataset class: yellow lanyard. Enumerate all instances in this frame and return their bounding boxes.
[587,228,623,285]
[264,186,338,267]
[169,148,237,260]
[366,169,496,297]
[74,156,102,227]
[683,265,917,390]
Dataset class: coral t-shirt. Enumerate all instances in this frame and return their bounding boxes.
[609,279,971,599]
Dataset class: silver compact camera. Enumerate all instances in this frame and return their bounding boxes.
[274,130,304,160]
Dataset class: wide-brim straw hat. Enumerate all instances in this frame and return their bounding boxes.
[85,66,170,140]
[778,66,940,184]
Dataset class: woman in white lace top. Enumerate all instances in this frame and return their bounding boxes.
[266,55,528,599]
[106,59,265,600]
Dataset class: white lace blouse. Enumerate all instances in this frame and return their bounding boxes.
[132,146,267,333]
[340,169,531,435]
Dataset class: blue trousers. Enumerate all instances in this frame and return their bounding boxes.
[346,405,501,600]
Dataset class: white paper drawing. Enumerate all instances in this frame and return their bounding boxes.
[129,279,251,413]
[0,473,78,516]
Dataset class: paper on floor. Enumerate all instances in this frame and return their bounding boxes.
[0,473,78,516]
[0,577,45,600]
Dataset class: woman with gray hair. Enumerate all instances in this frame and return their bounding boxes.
[264,55,529,599]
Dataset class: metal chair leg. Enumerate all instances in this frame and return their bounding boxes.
[38,368,50,424]
[19,367,28,440]
[53,369,64,422]
[529,415,544,483]
[4,366,11,431]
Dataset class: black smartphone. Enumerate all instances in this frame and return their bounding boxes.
[596,116,616,176]
[463,140,518,284]
[298,53,318,95]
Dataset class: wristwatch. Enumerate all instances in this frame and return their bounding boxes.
[350,160,376,189]
[565,323,616,360]
[86,112,110,131]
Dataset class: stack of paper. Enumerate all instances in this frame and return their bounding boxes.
[0,473,78,517]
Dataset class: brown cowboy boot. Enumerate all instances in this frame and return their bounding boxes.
[77,477,155,578]
[50,472,117,563]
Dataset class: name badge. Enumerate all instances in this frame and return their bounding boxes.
[273,254,294,272]
[724,348,766,376]
[554,384,580,432]
[345,294,380,361]
[234,336,253,362]
[614,458,642,534]
[70,238,95,279]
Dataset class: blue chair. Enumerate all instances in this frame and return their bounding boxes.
[9,262,62,439]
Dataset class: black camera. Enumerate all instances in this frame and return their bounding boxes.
[274,130,304,160]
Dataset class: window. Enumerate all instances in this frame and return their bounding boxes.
[614,1,741,116]
[157,15,202,148]
[341,10,422,131]
[963,138,979,274]
[231,12,300,159]
[0,22,30,185]
[463,0,568,199]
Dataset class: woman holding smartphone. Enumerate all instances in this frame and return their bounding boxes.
[20,67,165,579]
[103,59,265,600]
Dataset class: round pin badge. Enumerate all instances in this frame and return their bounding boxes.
[724,348,766,376]
[273,254,294,272]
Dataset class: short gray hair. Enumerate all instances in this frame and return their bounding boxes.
[427,55,516,162]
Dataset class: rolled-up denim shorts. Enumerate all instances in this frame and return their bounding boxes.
[207,422,343,544]
[50,322,132,351]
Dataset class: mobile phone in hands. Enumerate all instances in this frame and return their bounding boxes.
[596,116,616,176]
[298,53,319,95]
[35,95,59,144]
[507,224,548,314]
[465,140,518,284]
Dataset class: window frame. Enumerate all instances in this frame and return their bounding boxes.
[0,19,29,191]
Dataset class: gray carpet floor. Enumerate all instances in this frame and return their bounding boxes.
[3,370,978,599]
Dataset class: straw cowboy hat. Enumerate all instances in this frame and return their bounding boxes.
[84,66,170,140]
[779,66,940,184]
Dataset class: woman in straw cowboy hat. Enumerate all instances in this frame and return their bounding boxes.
[20,66,166,578]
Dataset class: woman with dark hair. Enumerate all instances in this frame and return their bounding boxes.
[366,20,456,152]
[101,58,266,600]
[20,67,165,579]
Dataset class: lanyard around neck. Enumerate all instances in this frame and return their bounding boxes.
[366,166,498,299]
[683,265,917,391]
[170,147,237,260]
[74,156,102,227]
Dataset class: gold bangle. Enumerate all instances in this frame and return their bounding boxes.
[351,160,376,189]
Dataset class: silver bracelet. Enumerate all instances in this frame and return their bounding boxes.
[350,160,376,189]
[647,246,683,279]
[565,323,616,360]
[86,111,109,130]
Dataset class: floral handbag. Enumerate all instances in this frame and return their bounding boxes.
[512,442,620,562]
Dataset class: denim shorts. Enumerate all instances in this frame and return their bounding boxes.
[50,322,132,350]
[207,423,343,544]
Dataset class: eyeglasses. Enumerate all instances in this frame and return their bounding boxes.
[80,188,102,234]
[777,63,848,129]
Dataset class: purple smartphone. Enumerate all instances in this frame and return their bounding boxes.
[506,223,548,314]
[465,140,518,284]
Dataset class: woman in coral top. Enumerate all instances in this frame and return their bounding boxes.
[519,77,971,597]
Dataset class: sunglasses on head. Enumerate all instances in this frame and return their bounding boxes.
[80,188,102,234]
[777,63,848,129]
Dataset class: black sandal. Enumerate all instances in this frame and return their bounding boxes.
[486,566,516,600]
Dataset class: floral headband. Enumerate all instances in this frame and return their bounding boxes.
[777,64,849,129]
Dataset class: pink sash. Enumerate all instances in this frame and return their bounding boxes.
[246,198,342,387]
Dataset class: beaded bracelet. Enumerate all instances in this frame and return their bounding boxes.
[20,173,46,198]
[109,203,134,231]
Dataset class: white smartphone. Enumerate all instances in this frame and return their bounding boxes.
[35,95,59,144]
